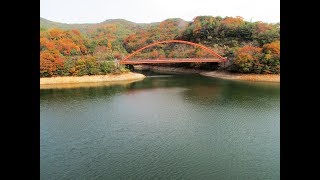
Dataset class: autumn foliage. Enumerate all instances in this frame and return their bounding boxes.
[40,50,65,76]
[233,45,263,73]
[40,16,280,76]
[233,41,280,73]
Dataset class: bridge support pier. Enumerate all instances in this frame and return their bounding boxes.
[125,64,135,71]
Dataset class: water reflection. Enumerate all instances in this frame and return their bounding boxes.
[40,79,142,89]
[41,71,280,179]
[41,72,279,109]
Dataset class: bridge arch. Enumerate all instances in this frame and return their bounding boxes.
[120,40,227,64]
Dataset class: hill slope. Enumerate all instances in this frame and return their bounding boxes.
[40,17,181,33]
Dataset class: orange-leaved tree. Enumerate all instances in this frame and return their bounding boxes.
[233,45,263,73]
[261,40,280,73]
[40,50,65,77]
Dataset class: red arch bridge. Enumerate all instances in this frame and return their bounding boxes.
[119,40,227,69]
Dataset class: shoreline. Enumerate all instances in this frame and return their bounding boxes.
[135,65,280,83]
[40,66,279,90]
[40,72,146,89]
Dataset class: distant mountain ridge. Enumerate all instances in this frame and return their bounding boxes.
[40,17,189,33]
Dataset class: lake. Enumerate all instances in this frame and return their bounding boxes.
[40,71,280,179]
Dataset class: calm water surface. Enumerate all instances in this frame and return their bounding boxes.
[40,71,280,179]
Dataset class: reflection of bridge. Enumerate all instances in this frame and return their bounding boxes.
[119,40,227,65]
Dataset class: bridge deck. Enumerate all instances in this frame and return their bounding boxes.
[120,58,226,64]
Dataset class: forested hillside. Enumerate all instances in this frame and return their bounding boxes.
[40,16,280,77]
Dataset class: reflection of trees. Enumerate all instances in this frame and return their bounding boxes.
[180,78,279,108]
[182,84,221,106]
[220,80,279,101]
[40,79,142,90]
[204,80,279,108]
[41,73,279,110]
[40,84,130,103]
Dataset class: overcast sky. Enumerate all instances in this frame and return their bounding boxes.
[40,0,280,24]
